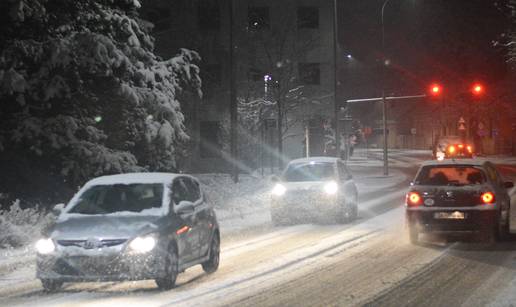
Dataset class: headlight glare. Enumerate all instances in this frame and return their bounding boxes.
[272,183,287,196]
[324,181,339,195]
[36,238,55,254]
[128,236,156,253]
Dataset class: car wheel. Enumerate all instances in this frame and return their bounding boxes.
[336,202,352,224]
[40,279,63,292]
[202,233,220,274]
[496,209,510,241]
[351,195,359,220]
[155,244,178,290]
[271,209,285,226]
[408,224,419,245]
[479,223,496,244]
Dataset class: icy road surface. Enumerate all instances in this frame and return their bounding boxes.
[2,150,516,307]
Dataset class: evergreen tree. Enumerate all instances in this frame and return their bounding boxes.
[0,0,201,206]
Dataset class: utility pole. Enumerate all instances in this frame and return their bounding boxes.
[229,0,238,182]
[333,0,340,159]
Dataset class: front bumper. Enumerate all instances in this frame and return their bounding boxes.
[37,245,166,282]
[271,193,341,219]
[406,205,497,233]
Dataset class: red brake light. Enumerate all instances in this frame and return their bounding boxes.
[458,144,464,149]
[407,192,422,206]
[481,192,494,204]
[467,145,472,153]
[448,145,456,154]
[472,83,484,95]
[429,83,442,96]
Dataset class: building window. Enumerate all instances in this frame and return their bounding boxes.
[298,63,320,85]
[297,7,319,29]
[200,121,221,158]
[248,7,270,30]
[198,0,220,30]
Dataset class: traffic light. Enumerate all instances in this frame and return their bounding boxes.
[428,83,442,98]
[471,82,484,96]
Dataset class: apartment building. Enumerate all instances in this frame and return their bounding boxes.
[142,0,337,172]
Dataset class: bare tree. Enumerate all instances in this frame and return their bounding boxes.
[235,1,330,168]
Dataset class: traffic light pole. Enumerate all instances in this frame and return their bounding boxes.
[381,0,390,176]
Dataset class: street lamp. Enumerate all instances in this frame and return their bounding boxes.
[381,0,391,176]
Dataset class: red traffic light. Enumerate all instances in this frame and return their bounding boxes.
[471,83,484,96]
[429,83,442,97]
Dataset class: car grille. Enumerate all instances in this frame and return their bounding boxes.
[57,239,127,249]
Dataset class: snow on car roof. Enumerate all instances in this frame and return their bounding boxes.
[85,172,181,186]
[420,158,490,167]
[288,156,340,164]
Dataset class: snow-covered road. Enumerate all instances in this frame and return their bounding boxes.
[3,151,516,306]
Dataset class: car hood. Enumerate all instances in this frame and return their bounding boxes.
[282,181,330,197]
[50,215,162,240]
[282,181,332,191]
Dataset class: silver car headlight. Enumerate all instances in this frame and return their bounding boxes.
[128,235,156,253]
[323,181,339,195]
[36,238,56,255]
[272,183,287,196]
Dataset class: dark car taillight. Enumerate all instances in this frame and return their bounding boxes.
[406,192,422,207]
[481,192,495,204]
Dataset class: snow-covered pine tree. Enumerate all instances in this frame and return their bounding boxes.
[0,0,201,206]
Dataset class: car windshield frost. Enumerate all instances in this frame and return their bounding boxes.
[283,162,335,182]
[415,166,486,186]
[68,183,164,215]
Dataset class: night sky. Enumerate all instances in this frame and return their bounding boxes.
[339,0,508,98]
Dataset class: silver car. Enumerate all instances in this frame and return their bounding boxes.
[270,157,359,225]
[36,173,220,291]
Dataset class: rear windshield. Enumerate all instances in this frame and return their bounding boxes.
[283,162,335,182]
[415,166,486,186]
[69,183,164,215]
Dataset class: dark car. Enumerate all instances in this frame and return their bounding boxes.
[36,173,220,291]
[433,135,462,160]
[432,136,474,160]
[443,143,474,159]
[406,160,513,244]
[270,157,358,225]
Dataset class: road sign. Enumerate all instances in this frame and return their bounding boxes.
[410,128,416,135]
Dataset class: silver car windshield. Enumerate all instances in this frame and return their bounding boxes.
[283,162,335,182]
[68,183,164,215]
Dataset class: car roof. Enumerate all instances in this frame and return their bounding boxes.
[288,156,340,165]
[85,172,184,186]
[420,159,490,167]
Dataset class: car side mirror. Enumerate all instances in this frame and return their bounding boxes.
[504,181,514,189]
[52,203,65,216]
[176,200,195,215]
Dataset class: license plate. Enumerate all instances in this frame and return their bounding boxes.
[434,211,465,219]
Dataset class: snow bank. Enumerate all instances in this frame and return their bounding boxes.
[197,174,272,234]
[0,201,54,249]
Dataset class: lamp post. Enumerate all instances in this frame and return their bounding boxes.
[381,0,391,176]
